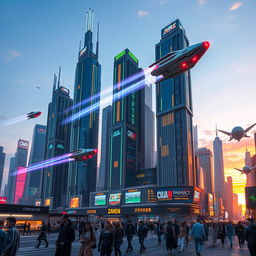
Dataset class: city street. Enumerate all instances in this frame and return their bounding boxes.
[17,233,250,256]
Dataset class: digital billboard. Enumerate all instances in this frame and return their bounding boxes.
[109,193,122,205]
[245,186,256,209]
[157,187,194,203]
[0,197,7,204]
[95,195,106,206]
[70,197,80,208]
[125,191,141,204]
[14,167,27,204]
[18,140,29,149]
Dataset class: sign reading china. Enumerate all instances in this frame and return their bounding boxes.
[0,197,7,204]
[157,187,194,203]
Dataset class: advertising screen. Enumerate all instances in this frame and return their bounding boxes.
[45,198,51,206]
[125,191,141,204]
[18,139,29,149]
[109,193,121,205]
[70,197,80,208]
[0,197,7,204]
[95,195,106,206]
[157,187,194,203]
[245,186,256,209]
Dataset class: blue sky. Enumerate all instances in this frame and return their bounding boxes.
[1,0,256,192]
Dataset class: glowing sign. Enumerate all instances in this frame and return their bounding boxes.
[35,200,41,206]
[70,197,80,208]
[157,187,193,202]
[125,191,141,204]
[48,144,53,150]
[57,144,64,149]
[37,128,46,133]
[109,193,121,205]
[14,167,27,204]
[79,47,87,57]
[95,195,106,206]
[60,86,69,95]
[108,208,121,214]
[162,22,177,36]
[134,208,151,213]
[113,130,121,137]
[45,198,51,206]
[0,197,7,204]
[127,130,136,140]
[87,209,96,214]
[115,50,126,61]
[18,140,29,149]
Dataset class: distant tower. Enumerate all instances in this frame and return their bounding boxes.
[226,176,234,218]
[193,125,199,153]
[0,146,6,193]
[245,148,253,187]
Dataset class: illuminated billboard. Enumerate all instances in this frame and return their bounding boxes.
[109,193,121,205]
[70,197,80,208]
[157,187,194,203]
[18,139,29,149]
[14,167,27,204]
[245,186,256,209]
[125,191,141,204]
[35,200,41,206]
[162,22,177,36]
[45,198,51,206]
[0,197,7,204]
[95,195,106,206]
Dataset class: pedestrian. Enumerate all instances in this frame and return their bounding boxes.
[191,219,205,256]
[78,220,86,240]
[138,221,148,253]
[211,223,218,247]
[35,221,48,248]
[0,220,7,255]
[113,222,124,256]
[125,220,135,252]
[55,214,75,256]
[47,222,51,235]
[27,223,31,234]
[244,218,256,256]
[98,221,114,256]
[1,217,20,256]
[226,221,235,248]
[156,221,163,244]
[165,221,176,254]
[178,222,187,252]
[184,222,190,247]
[218,222,226,247]
[22,222,27,235]
[236,221,245,248]
[79,222,97,256]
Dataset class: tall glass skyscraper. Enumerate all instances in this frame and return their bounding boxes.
[68,10,101,207]
[41,72,72,209]
[0,146,6,193]
[155,20,195,186]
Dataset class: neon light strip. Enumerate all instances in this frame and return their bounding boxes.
[115,50,126,60]
[128,51,138,63]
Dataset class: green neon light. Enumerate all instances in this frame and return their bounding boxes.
[128,51,138,63]
[121,62,124,121]
[109,132,113,188]
[113,66,116,124]
[120,127,123,186]
[115,50,126,60]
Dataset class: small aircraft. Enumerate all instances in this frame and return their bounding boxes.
[69,149,97,161]
[150,41,210,81]
[234,165,256,175]
[26,111,42,119]
[218,123,256,142]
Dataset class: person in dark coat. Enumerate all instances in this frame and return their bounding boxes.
[138,221,148,253]
[98,221,114,256]
[244,218,256,256]
[125,220,135,252]
[35,221,48,248]
[113,222,124,256]
[55,215,75,256]
[0,220,7,255]
[218,222,226,247]
[165,221,176,254]
[236,221,245,248]
[156,221,163,244]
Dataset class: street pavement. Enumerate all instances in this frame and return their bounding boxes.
[17,233,250,256]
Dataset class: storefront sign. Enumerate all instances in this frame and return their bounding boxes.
[108,208,121,214]
[157,187,194,203]
[125,191,141,204]
[0,197,7,204]
[87,209,97,214]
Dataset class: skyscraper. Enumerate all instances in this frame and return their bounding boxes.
[225,176,233,218]
[41,71,72,209]
[193,125,199,153]
[108,49,140,190]
[97,105,112,191]
[155,20,195,186]
[245,149,253,186]
[0,146,6,193]
[23,124,46,204]
[68,10,101,207]
[196,148,214,194]
[213,129,225,198]
[7,157,16,203]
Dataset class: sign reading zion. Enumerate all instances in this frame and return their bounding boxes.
[157,187,194,203]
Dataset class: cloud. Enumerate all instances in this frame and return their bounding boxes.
[6,49,23,61]
[137,10,149,18]
[229,2,243,11]
[197,0,206,5]
[159,0,169,5]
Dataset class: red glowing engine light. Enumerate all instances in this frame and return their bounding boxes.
[202,41,210,49]
[94,149,98,153]
[181,62,188,69]
[192,55,199,63]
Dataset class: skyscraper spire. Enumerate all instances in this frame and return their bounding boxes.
[86,9,94,32]
[96,22,99,60]
[53,73,57,94]
[57,67,61,88]
[216,124,218,137]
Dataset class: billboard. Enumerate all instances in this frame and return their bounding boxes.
[45,198,51,206]
[70,197,80,208]
[125,191,141,204]
[162,22,177,36]
[245,186,256,209]
[35,200,41,206]
[14,167,27,204]
[18,139,29,149]
[109,193,122,205]
[0,197,7,204]
[95,195,106,206]
[157,187,194,203]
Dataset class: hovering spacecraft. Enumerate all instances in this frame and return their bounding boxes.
[150,41,210,81]
[69,149,97,161]
[26,111,42,119]
[218,123,256,142]
[234,165,256,175]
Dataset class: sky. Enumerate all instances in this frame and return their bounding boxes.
[0,0,256,208]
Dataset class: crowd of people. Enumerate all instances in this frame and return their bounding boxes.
[0,215,256,256]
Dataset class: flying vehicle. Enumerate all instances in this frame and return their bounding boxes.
[69,149,97,161]
[218,123,256,142]
[150,41,210,81]
[26,111,42,119]
[234,165,256,175]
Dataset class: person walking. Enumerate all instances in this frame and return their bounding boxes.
[191,219,205,256]
[35,221,48,248]
[0,220,7,255]
[236,221,245,248]
[22,222,27,235]
[244,218,256,256]
[113,222,124,256]
[137,221,148,253]
[78,220,86,240]
[156,221,163,244]
[178,222,187,252]
[79,222,96,256]
[2,217,20,256]
[226,221,235,248]
[27,223,31,234]
[55,215,75,256]
[125,220,135,252]
[218,222,226,247]
[165,221,176,254]
[98,221,114,256]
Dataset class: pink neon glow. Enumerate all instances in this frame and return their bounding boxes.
[14,167,27,204]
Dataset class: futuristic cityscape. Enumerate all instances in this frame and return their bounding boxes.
[0,1,256,256]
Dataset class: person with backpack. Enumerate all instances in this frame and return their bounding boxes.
[125,220,135,252]
[79,222,97,256]
[35,221,48,248]
[138,221,148,253]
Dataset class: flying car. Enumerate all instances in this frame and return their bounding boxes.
[26,111,42,119]
[218,123,256,142]
[69,149,97,161]
[234,165,256,175]
[150,41,210,81]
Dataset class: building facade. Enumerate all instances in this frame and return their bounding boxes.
[155,20,195,186]
[6,157,16,202]
[68,10,101,207]
[0,146,6,193]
